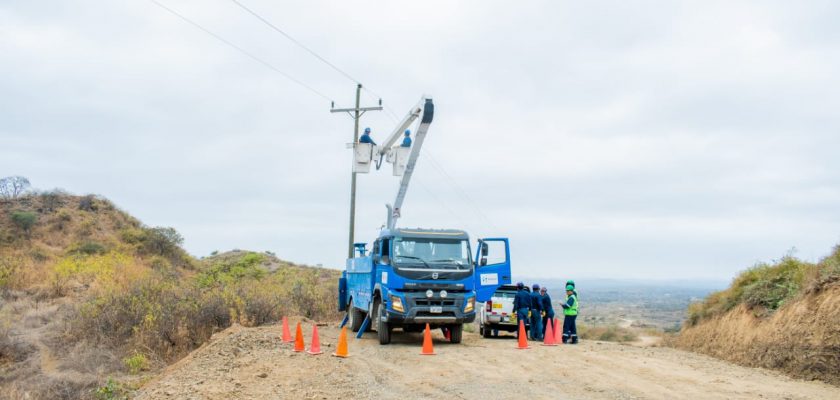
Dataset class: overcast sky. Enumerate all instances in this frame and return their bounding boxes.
[2,0,839,281]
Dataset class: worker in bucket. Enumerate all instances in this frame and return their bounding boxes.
[360,127,376,145]
[400,129,412,147]
[512,282,531,339]
[529,283,544,340]
[560,284,579,344]
[540,286,555,338]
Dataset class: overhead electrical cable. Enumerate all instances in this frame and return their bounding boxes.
[228,0,400,113]
[229,0,362,85]
[149,0,333,102]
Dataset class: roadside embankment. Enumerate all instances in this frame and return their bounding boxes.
[674,245,840,385]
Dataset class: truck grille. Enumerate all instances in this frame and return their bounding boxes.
[414,299,456,306]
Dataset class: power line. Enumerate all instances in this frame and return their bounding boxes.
[229,0,362,85]
[149,0,333,102]
[227,0,401,112]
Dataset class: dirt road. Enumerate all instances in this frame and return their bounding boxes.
[135,319,839,400]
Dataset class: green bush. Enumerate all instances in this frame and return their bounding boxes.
[123,352,148,374]
[69,241,108,255]
[10,211,37,234]
[94,378,128,400]
[197,252,266,288]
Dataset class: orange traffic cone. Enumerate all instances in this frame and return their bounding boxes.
[554,318,562,344]
[332,326,350,358]
[516,320,530,349]
[293,322,305,352]
[542,319,557,346]
[421,323,436,355]
[281,316,292,343]
[307,324,323,355]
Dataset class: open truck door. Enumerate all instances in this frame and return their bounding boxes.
[474,238,512,302]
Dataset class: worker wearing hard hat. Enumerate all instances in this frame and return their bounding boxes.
[360,127,376,145]
[512,282,531,339]
[566,279,577,296]
[560,284,579,344]
[400,129,412,147]
[529,284,544,340]
[540,287,554,338]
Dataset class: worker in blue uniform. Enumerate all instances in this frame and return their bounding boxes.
[512,282,531,339]
[560,284,579,344]
[401,129,412,147]
[359,127,376,145]
[540,286,554,337]
[529,283,543,340]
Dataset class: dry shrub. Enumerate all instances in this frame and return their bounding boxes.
[70,252,339,364]
[0,325,36,364]
[579,324,639,342]
[2,375,100,400]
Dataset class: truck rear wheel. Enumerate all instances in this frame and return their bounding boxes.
[348,301,364,332]
[482,324,491,338]
[449,324,463,344]
[376,302,391,344]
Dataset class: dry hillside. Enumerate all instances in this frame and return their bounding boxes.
[0,192,339,399]
[674,246,840,384]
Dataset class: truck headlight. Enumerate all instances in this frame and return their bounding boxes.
[464,297,475,313]
[390,295,404,312]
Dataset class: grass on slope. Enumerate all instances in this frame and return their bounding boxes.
[686,245,840,327]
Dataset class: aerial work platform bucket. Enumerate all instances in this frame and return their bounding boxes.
[388,146,410,176]
[353,143,377,173]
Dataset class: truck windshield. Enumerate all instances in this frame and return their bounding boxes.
[392,238,471,269]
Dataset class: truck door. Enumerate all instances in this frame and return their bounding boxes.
[474,238,512,302]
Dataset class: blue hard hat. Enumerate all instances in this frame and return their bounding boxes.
[364,127,371,133]
[532,283,540,290]
[404,129,410,136]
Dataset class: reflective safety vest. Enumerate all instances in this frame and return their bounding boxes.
[564,294,578,316]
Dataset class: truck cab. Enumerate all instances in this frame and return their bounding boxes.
[338,228,510,344]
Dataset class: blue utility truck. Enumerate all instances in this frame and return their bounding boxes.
[336,97,511,344]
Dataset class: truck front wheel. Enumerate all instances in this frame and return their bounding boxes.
[376,302,391,344]
[449,323,463,343]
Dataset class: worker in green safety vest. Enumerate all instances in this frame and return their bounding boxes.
[560,284,579,344]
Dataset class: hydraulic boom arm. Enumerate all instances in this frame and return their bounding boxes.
[385,97,434,229]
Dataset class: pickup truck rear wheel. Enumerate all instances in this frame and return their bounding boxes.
[449,323,463,344]
[482,324,491,338]
[348,301,364,332]
[376,302,391,344]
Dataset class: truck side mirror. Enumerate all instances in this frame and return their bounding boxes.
[481,242,488,256]
[480,257,487,266]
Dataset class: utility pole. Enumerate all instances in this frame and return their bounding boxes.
[331,84,383,258]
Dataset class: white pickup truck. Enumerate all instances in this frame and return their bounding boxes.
[478,284,529,338]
